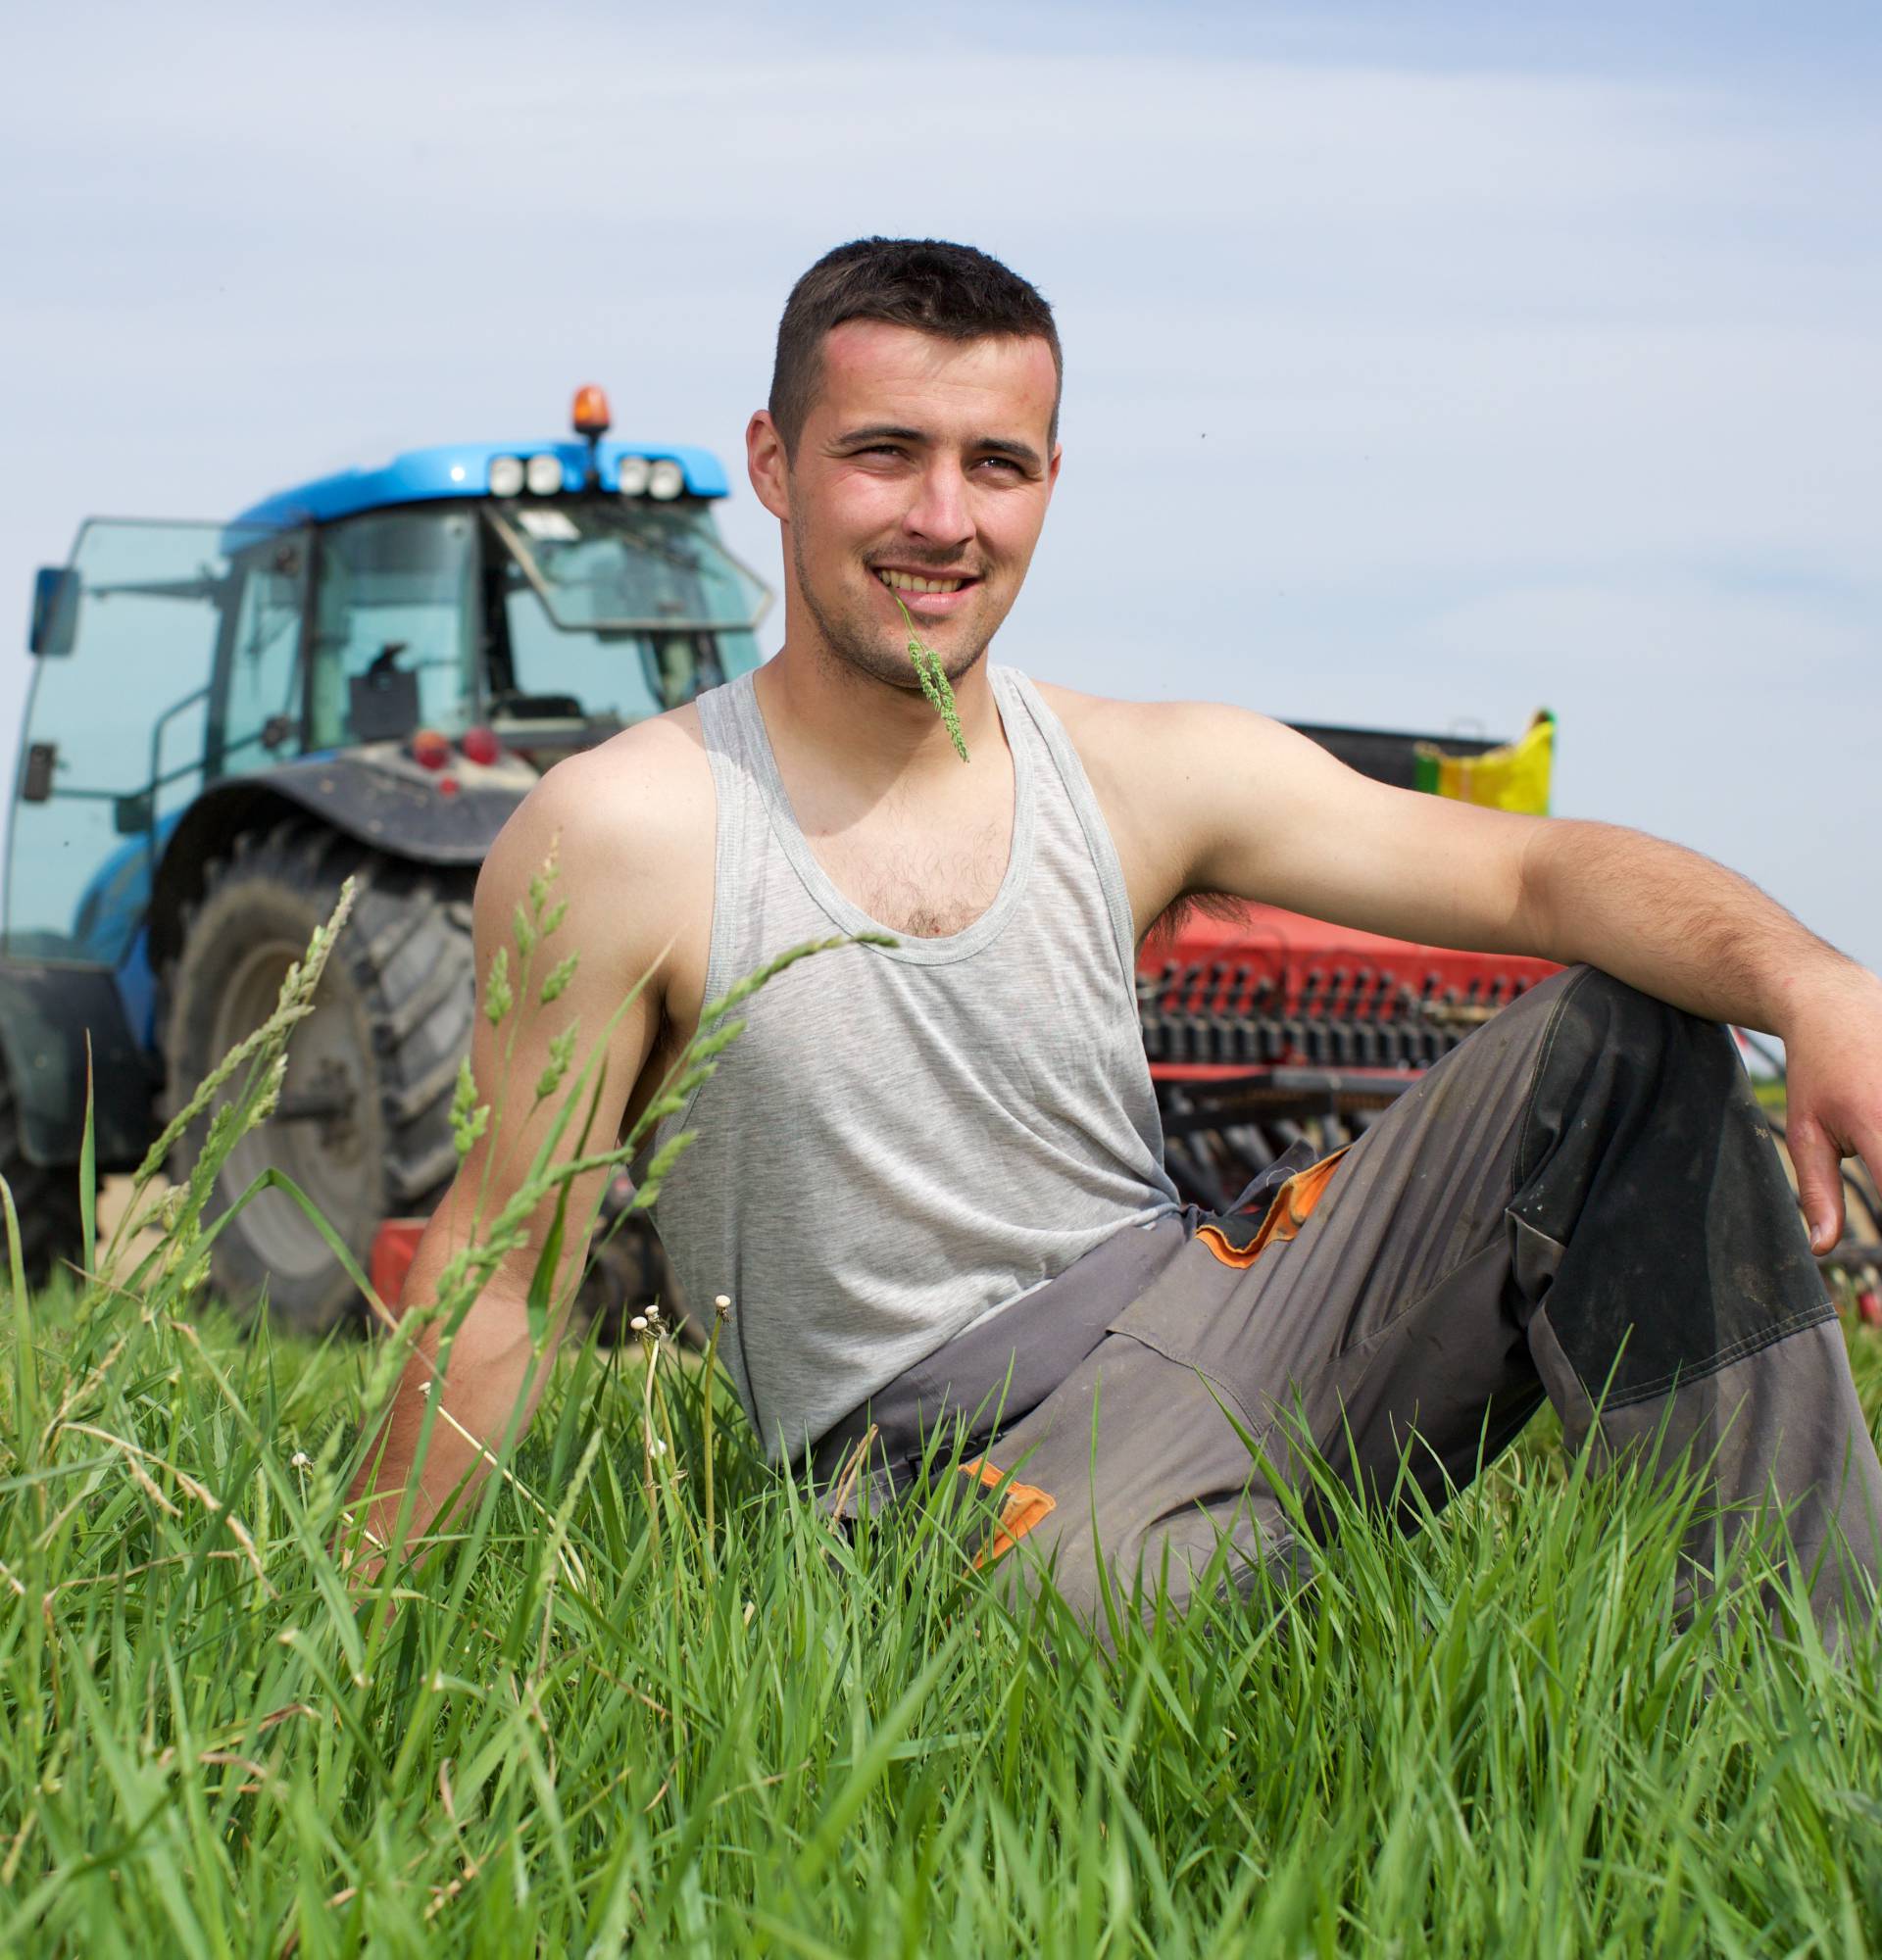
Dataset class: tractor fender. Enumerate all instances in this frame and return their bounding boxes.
[0,958,156,1169]
[147,756,527,974]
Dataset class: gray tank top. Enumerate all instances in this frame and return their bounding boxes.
[653,663,1180,1463]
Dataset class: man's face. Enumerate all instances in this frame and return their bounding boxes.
[749,319,1061,692]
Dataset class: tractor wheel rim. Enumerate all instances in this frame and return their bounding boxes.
[207,938,377,1285]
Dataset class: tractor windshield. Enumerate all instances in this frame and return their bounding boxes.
[486,499,768,721]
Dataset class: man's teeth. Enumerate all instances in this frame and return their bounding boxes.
[876,569,966,595]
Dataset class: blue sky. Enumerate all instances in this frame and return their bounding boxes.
[2,0,1877,976]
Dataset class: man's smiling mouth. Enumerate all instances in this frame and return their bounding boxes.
[875,568,974,595]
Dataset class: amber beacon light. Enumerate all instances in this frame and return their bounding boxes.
[572,385,612,436]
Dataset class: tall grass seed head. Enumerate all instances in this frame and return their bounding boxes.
[450,1056,490,1157]
[483,946,514,1026]
[452,1103,489,1159]
[893,593,969,762]
[249,1053,289,1125]
[527,835,562,918]
[449,1055,478,1126]
[534,1022,578,1102]
[161,1221,202,1280]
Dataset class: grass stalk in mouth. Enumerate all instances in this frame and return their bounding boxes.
[893,593,969,762]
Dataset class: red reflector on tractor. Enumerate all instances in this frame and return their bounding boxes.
[460,725,501,766]
[410,728,450,770]
[371,1218,426,1309]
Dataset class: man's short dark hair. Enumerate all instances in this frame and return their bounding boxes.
[768,237,1062,458]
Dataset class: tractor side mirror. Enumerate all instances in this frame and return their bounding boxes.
[21,742,57,803]
[27,566,78,658]
[114,790,154,836]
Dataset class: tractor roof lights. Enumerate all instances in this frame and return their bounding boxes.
[488,455,525,497]
[647,459,685,501]
[524,452,564,496]
[617,454,651,497]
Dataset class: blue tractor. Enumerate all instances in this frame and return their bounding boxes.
[4,388,769,1329]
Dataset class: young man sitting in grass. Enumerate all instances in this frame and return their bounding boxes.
[352,237,1882,1645]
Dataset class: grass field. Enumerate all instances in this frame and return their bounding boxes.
[6,896,1882,1957]
[4,1272,1882,1957]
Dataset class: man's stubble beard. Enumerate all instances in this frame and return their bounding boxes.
[788,510,994,695]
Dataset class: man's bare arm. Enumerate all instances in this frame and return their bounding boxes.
[344,734,691,1562]
[1101,698,1882,1253]
[1509,817,1882,1254]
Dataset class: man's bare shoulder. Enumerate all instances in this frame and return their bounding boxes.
[1027,679,1311,805]
[480,708,715,965]
[1030,678,1289,751]
[539,704,713,837]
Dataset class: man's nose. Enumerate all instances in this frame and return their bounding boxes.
[901,460,972,548]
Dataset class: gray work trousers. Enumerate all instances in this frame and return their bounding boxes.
[811,967,1882,1648]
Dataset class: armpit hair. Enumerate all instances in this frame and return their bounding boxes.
[1144,888,1250,951]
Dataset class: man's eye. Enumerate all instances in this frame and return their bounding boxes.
[975,456,1024,474]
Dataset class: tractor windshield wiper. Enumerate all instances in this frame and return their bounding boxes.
[486,502,768,636]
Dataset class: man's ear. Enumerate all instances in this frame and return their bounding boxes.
[747,411,791,522]
[1047,442,1063,494]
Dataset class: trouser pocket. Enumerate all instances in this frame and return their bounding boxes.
[1193,1147,1350,1270]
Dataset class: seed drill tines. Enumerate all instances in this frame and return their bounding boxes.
[893,594,969,762]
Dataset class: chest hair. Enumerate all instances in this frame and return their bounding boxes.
[826,813,1012,939]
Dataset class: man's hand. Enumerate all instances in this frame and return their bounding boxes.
[1775,964,1882,1254]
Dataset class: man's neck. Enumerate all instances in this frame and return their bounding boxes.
[755,638,1007,799]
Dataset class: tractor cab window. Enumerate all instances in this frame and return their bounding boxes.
[306,510,479,749]
[5,519,262,964]
[216,536,309,772]
[487,500,768,724]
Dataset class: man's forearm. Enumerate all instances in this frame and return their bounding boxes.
[1517,818,1875,1039]
[344,1231,548,1559]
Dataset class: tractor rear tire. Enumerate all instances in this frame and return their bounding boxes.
[0,1064,87,1292]
[163,821,475,1335]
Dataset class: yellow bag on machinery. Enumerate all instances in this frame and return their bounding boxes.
[1413,710,1555,815]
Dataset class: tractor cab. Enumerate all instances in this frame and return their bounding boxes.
[1,390,769,1325]
[11,391,768,976]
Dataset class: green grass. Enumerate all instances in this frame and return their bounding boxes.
[4,1272,1882,1957]
[6,887,1882,1956]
